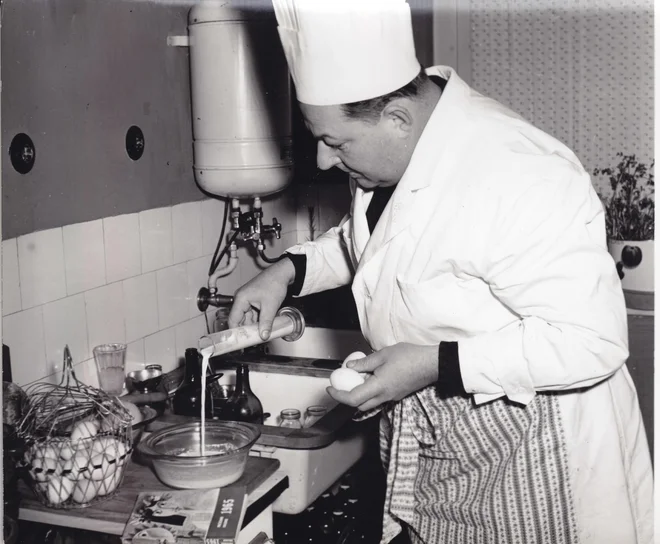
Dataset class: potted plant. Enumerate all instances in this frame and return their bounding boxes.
[593,153,654,310]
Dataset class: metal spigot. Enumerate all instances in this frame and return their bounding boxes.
[262,217,282,239]
[197,287,234,312]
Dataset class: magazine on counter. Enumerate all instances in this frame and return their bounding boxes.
[121,486,248,544]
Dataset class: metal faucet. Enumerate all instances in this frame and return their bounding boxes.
[199,197,284,313]
[233,198,282,244]
[197,287,234,312]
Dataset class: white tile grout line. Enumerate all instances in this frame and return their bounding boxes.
[155,266,162,331]
[38,305,48,379]
[100,217,108,292]
[169,205,175,268]
[137,210,144,276]
[102,217,109,288]
[83,281,92,365]
[13,237,23,314]
[60,226,69,297]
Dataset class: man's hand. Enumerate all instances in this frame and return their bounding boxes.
[327,343,439,412]
[228,258,296,340]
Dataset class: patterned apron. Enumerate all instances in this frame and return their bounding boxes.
[376,387,579,544]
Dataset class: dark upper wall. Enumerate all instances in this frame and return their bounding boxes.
[2,0,202,239]
[1,0,435,240]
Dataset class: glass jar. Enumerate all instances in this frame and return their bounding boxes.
[303,405,328,428]
[278,408,302,429]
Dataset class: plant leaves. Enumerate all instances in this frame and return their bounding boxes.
[594,154,654,241]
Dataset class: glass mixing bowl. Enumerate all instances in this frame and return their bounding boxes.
[137,420,260,489]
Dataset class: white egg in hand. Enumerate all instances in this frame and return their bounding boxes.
[342,351,367,368]
[330,367,366,392]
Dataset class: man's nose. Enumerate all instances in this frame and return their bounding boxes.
[316,141,341,171]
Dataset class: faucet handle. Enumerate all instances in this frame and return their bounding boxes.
[264,217,282,239]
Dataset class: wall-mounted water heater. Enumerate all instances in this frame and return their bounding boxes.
[182,1,294,198]
[169,1,295,314]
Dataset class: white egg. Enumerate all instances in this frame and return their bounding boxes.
[115,441,129,466]
[31,456,59,483]
[88,453,114,481]
[120,400,143,425]
[342,351,367,368]
[69,449,92,481]
[92,437,120,458]
[72,478,100,504]
[330,367,366,392]
[70,420,100,445]
[59,458,74,477]
[32,444,60,462]
[56,439,77,461]
[97,470,121,497]
[47,475,74,505]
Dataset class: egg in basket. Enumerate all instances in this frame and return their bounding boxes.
[16,346,134,509]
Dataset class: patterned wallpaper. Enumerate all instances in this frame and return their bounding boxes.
[468,0,654,197]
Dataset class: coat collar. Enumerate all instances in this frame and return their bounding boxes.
[354,66,474,271]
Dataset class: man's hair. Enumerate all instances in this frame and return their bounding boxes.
[340,68,428,124]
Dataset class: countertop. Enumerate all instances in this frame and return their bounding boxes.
[18,454,288,536]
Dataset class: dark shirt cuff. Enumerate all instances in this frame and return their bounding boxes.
[282,253,307,297]
[437,342,467,397]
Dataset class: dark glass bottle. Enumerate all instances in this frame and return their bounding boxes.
[224,364,264,424]
[172,348,211,417]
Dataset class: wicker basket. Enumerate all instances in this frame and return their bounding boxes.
[16,346,133,509]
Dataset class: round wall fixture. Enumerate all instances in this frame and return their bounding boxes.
[125,125,145,161]
[9,133,36,174]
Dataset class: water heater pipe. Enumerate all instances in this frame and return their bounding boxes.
[208,241,239,289]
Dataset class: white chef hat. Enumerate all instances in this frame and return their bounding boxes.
[273,0,420,106]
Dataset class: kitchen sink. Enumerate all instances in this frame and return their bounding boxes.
[150,355,373,514]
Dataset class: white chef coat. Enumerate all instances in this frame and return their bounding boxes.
[286,66,652,543]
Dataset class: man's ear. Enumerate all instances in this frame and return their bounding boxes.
[381,100,414,137]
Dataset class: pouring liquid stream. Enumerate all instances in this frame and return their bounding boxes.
[199,345,214,456]
[198,328,246,455]
[197,309,303,455]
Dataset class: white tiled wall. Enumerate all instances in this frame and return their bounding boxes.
[2,195,305,388]
[103,214,141,284]
[2,239,22,316]
[18,228,67,309]
[63,220,107,294]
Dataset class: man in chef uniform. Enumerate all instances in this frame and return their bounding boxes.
[228,0,653,542]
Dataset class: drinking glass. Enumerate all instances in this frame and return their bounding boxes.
[93,343,127,395]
